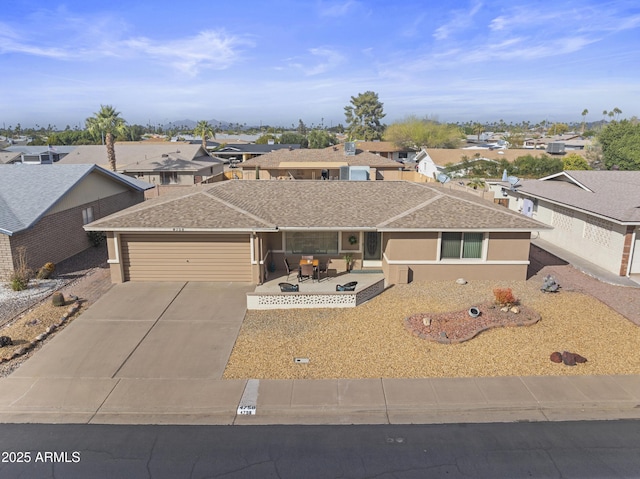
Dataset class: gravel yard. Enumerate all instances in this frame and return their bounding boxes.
[223,271,640,380]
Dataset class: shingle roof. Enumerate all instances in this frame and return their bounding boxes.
[0,164,150,235]
[86,180,548,232]
[57,143,221,172]
[240,145,402,169]
[517,171,640,223]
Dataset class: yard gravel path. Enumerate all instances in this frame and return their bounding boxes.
[224,266,640,380]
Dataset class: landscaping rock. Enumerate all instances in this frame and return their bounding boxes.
[456,278,467,285]
[0,336,13,347]
[574,353,588,363]
[52,292,65,307]
[562,351,577,366]
[422,317,431,326]
[550,352,563,363]
[510,307,520,314]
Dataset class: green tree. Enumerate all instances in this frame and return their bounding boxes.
[512,154,563,178]
[598,119,640,170]
[85,105,127,171]
[279,132,308,148]
[384,115,464,149]
[255,134,278,144]
[562,153,591,170]
[296,119,307,135]
[307,130,338,149]
[472,122,484,140]
[344,91,386,141]
[612,107,622,121]
[547,123,569,135]
[193,120,215,150]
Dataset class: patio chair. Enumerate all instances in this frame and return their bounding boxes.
[279,282,299,292]
[298,263,314,282]
[284,258,294,280]
[336,281,357,292]
[316,262,329,282]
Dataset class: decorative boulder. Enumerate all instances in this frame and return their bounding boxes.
[0,336,13,347]
[573,353,588,363]
[52,292,65,307]
[550,352,563,363]
[562,351,577,366]
[456,278,467,285]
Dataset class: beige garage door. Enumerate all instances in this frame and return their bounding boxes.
[121,233,252,282]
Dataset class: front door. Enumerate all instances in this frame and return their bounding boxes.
[363,232,382,267]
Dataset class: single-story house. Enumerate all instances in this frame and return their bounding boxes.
[239,143,408,180]
[3,145,77,164]
[0,164,152,276]
[487,171,640,281]
[58,142,224,185]
[355,141,419,163]
[193,141,302,164]
[84,180,549,285]
[0,150,22,165]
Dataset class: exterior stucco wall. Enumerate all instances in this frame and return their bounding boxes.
[486,232,531,261]
[383,232,438,260]
[383,231,530,283]
[47,171,130,215]
[528,199,626,275]
[11,190,143,273]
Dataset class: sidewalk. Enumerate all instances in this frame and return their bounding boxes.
[0,375,639,425]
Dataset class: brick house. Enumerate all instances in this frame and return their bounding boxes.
[0,164,152,276]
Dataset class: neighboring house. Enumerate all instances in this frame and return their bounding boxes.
[85,180,547,285]
[239,143,407,180]
[4,145,77,164]
[0,151,21,164]
[355,141,419,163]
[58,143,224,185]
[487,171,640,281]
[417,149,504,179]
[0,164,152,277]
[207,143,302,164]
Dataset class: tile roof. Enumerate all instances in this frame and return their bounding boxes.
[517,171,640,223]
[0,164,150,235]
[240,145,402,169]
[86,180,548,232]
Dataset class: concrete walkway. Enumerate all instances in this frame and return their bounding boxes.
[0,277,639,425]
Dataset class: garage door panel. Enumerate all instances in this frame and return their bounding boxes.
[121,234,252,282]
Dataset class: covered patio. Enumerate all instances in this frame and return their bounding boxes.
[247,271,386,310]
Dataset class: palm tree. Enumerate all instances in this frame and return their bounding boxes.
[581,109,589,134]
[193,120,215,151]
[613,107,622,121]
[86,105,126,171]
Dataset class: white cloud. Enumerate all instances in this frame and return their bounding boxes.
[433,1,483,40]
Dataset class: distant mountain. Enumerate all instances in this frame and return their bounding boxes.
[163,119,232,130]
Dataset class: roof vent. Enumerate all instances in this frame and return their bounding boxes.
[344,142,356,156]
[162,153,169,157]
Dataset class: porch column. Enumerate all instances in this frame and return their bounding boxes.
[619,226,635,276]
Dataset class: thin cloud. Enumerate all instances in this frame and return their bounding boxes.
[288,47,346,76]
[433,1,483,40]
[317,0,359,17]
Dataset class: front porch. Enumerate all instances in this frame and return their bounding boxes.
[247,271,387,310]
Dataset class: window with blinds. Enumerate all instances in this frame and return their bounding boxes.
[441,232,483,259]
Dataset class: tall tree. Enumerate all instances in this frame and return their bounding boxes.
[307,130,338,149]
[344,91,386,141]
[85,105,126,171]
[193,120,215,150]
[581,109,589,134]
[612,107,622,121]
[385,115,464,149]
[598,119,640,170]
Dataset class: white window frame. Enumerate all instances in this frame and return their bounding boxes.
[82,206,94,225]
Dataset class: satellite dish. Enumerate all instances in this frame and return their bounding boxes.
[437,173,451,184]
[507,176,520,186]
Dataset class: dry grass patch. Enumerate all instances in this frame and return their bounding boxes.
[223,280,640,380]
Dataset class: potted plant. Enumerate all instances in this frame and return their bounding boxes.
[343,254,353,272]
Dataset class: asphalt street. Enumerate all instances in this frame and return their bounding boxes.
[1,421,639,478]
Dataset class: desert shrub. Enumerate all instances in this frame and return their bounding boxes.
[36,262,56,279]
[8,247,33,291]
[493,287,517,307]
[87,231,106,247]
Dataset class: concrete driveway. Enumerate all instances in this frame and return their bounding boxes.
[0,282,254,423]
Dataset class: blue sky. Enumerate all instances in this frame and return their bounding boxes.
[2,0,639,129]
